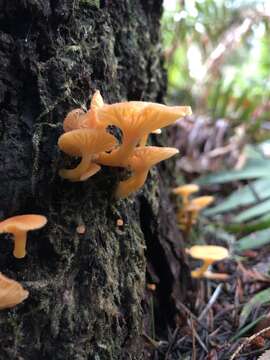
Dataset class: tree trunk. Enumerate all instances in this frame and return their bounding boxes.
[0,1,189,359]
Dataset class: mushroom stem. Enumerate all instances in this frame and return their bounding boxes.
[203,271,230,281]
[13,230,27,259]
[191,260,213,278]
[115,170,148,199]
[182,196,190,207]
[59,154,94,181]
[97,137,138,167]
[139,134,148,147]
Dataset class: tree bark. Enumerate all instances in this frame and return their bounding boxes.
[0,1,189,359]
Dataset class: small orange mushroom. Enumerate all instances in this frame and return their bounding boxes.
[63,91,105,132]
[80,90,105,129]
[76,225,86,234]
[172,184,199,207]
[186,245,229,279]
[116,219,124,227]
[186,196,215,222]
[58,128,117,181]
[147,283,156,291]
[96,102,191,167]
[0,214,47,258]
[115,146,179,198]
[0,273,29,309]
[63,108,86,132]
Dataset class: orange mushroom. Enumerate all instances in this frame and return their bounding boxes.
[186,245,229,279]
[63,90,105,132]
[0,214,47,258]
[186,196,215,223]
[58,128,117,181]
[96,102,191,167]
[115,146,179,198]
[139,128,162,147]
[0,273,29,309]
[172,184,200,207]
[63,108,86,132]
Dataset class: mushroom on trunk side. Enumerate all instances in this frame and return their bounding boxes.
[115,146,179,198]
[0,214,47,258]
[96,102,191,167]
[0,273,29,309]
[58,128,117,181]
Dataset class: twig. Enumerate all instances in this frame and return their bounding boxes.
[177,301,209,330]
[187,319,208,353]
[164,328,178,360]
[191,319,196,360]
[229,325,270,360]
[198,284,223,321]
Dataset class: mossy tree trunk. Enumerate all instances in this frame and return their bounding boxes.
[0,1,189,359]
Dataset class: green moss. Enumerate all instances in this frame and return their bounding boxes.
[79,0,100,8]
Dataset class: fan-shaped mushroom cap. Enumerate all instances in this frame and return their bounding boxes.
[0,215,47,258]
[90,90,104,110]
[80,90,106,129]
[0,215,47,234]
[0,273,29,310]
[63,109,86,132]
[187,245,229,279]
[96,101,190,167]
[63,91,105,132]
[115,146,179,198]
[189,196,215,210]
[129,146,179,172]
[187,245,229,263]
[58,128,116,157]
[97,102,192,139]
[58,128,116,181]
[172,184,199,196]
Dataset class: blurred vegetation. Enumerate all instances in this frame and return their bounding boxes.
[162,0,270,139]
[162,1,270,252]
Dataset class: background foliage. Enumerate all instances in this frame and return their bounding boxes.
[162,0,270,136]
[162,0,270,251]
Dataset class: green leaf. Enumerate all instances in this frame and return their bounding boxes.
[235,228,270,252]
[197,159,270,185]
[239,288,270,328]
[205,178,270,216]
[226,214,270,235]
[230,315,265,342]
[234,198,270,222]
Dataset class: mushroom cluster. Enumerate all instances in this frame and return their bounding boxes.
[172,184,214,233]
[58,91,192,198]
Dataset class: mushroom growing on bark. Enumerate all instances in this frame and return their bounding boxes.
[0,273,29,309]
[59,91,191,197]
[63,90,105,132]
[58,128,117,181]
[0,214,47,258]
[96,102,191,167]
[115,146,179,198]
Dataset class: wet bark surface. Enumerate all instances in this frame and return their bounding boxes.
[0,1,189,359]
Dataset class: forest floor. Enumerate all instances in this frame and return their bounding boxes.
[150,234,270,360]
